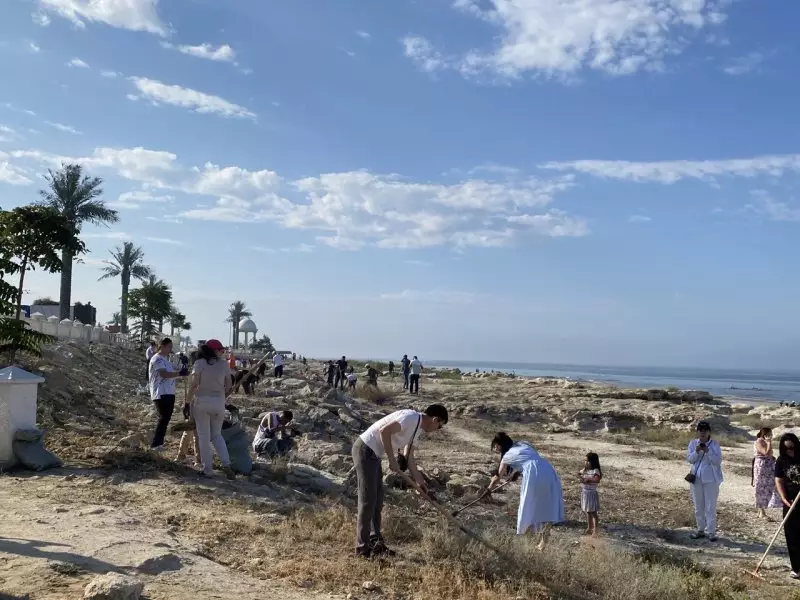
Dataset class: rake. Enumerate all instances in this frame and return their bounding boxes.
[397,472,508,557]
[744,493,800,579]
[452,479,513,517]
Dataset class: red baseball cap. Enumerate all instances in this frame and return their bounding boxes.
[205,339,224,351]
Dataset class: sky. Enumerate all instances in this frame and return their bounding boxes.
[1,0,799,369]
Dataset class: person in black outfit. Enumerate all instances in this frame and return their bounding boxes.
[325,360,335,386]
[401,354,410,390]
[775,432,800,580]
[335,356,348,390]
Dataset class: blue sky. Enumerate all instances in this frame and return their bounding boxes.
[1,0,799,369]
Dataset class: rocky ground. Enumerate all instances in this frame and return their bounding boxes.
[2,343,800,599]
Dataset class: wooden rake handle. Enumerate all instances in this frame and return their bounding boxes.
[452,479,513,516]
[752,492,800,574]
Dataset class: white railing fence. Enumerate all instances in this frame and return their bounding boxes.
[20,312,135,347]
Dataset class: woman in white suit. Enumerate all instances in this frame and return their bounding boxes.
[686,420,724,541]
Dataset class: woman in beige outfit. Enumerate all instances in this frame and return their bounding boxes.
[187,339,235,480]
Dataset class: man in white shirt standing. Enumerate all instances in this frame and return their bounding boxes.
[273,352,284,378]
[686,420,724,541]
[352,404,448,558]
[409,356,423,395]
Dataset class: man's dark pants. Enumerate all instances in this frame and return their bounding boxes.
[403,372,409,389]
[352,437,383,556]
[409,374,420,394]
[151,394,175,447]
[274,365,284,378]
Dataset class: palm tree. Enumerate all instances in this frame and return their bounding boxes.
[128,274,172,340]
[168,306,191,336]
[39,164,118,319]
[227,300,252,349]
[108,312,122,326]
[97,242,151,333]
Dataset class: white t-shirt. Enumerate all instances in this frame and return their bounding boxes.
[347,373,357,383]
[273,354,283,367]
[149,354,176,400]
[410,359,423,375]
[360,409,423,458]
[145,346,155,361]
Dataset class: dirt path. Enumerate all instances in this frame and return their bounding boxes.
[0,473,341,600]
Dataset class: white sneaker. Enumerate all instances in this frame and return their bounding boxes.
[150,445,165,453]
[790,571,800,580]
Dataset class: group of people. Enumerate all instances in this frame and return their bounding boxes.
[147,339,298,479]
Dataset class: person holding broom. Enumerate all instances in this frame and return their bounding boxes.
[775,432,800,579]
[352,404,448,558]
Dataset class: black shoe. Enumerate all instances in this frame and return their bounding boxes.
[689,531,706,540]
[370,541,396,557]
[355,550,371,560]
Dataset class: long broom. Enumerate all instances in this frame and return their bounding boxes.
[745,493,800,579]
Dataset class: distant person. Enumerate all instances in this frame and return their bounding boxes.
[579,452,602,536]
[178,352,189,376]
[388,361,395,376]
[401,354,410,390]
[325,360,336,386]
[686,420,723,541]
[409,356,423,395]
[148,338,186,451]
[347,370,358,391]
[227,351,236,372]
[252,410,294,457]
[489,432,564,549]
[292,352,296,361]
[273,352,284,378]
[753,427,781,518]
[366,364,379,388]
[145,341,156,379]
[302,356,307,366]
[353,404,448,558]
[775,432,800,579]
[188,339,236,480]
[335,355,348,390]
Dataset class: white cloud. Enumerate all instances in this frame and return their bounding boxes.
[747,190,800,222]
[29,41,42,53]
[407,0,733,79]
[163,42,237,63]
[0,125,19,143]
[107,190,174,209]
[101,70,120,78]
[251,244,314,253]
[67,57,89,68]
[32,11,51,26]
[357,30,371,40]
[45,121,83,135]
[8,143,586,250]
[145,236,184,246]
[628,215,652,223]
[380,289,481,304]
[128,76,256,119]
[83,231,130,240]
[723,52,765,76]
[0,159,32,185]
[542,155,800,184]
[38,0,166,35]
[403,36,447,73]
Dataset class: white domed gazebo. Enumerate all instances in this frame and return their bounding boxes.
[239,318,258,351]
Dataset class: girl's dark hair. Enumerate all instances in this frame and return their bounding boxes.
[757,427,773,439]
[779,433,800,458]
[586,452,602,478]
[197,344,218,364]
[491,432,514,456]
[158,337,172,349]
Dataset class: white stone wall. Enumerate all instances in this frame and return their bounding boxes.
[21,313,134,347]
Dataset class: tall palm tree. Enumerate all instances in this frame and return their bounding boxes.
[39,164,118,320]
[128,274,172,340]
[227,300,252,349]
[108,312,122,326]
[97,241,151,333]
[168,306,191,336]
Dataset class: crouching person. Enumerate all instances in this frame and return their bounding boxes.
[352,404,448,559]
[253,410,294,457]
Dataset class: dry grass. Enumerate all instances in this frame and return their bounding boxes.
[610,427,749,448]
[181,501,755,600]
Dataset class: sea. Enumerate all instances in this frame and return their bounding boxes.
[424,361,800,405]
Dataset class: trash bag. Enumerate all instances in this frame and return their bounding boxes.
[13,429,63,471]
[221,422,252,475]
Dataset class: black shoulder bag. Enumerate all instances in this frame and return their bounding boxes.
[397,414,422,472]
[685,443,708,484]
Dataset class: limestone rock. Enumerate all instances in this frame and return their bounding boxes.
[84,573,144,600]
[285,463,345,494]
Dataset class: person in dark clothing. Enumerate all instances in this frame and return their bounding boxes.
[401,354,410,390]
[335,356,348,390]
[388,361,395,376]
[366,364,379,388]
[325,360,336,386]
[775,432,800,580]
